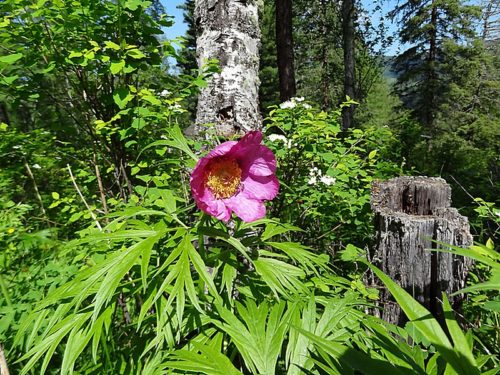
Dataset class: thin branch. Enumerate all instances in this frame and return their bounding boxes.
[24,161,49,225]
[67,164,102,231]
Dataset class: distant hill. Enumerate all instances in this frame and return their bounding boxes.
[381,56,398,82]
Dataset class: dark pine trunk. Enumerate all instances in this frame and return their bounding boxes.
[425,0,438,131]
[276,0,296,102]
[0,102,9,125]
[320,0,330,110]
[341,0,355,131]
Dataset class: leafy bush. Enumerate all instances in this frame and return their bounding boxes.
[264,98,402,250]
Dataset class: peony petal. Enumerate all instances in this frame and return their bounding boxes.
[225,194,266,222]
[232,134,276,176]
[241,174,279,200]
[195,191,232,222]
[207,140,237,158]
[190,158,210,195]
[237,131,263,146]
[246,145,277,176]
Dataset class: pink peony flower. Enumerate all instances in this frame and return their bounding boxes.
[190,131,279,222]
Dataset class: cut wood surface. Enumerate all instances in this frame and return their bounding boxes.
[371,176,473,325]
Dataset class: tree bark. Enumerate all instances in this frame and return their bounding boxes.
[370,177,473,326]
[320,0,331,110]
[0,103,9,125]
[0,344,9,375]
[425,0,438,131]
[481,0,500,41]
[276,0,296,102]
[341,0,356,131]
[193,0,262,138]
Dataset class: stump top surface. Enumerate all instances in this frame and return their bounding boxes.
[371,176,452,216]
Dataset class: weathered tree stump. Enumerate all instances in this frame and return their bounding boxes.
[371,176,473,325]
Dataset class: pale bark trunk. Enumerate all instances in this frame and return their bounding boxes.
[370,177,473,326]
[193,0,262,138]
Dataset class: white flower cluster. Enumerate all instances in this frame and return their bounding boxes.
[268,133,292,149]
[279,96,312,110]
[308,167,336,186]
[159,89,170,97]
[169,103,183,113]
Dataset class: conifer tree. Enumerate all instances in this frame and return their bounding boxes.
[390,0,480,131]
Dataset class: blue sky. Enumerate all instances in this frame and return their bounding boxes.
[162,0,187,40]
[162,0,401,53]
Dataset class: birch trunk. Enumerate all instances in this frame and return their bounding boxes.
[193,0,262,138]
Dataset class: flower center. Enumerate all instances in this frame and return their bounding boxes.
[206,158,242,199]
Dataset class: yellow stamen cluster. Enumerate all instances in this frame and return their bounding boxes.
[206,158,242,199]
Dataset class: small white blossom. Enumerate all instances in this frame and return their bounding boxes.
[293,96,305,102]
[160,89,170,97]
[32,164,41,169]
[170,103,183,113]
[303,103,312,109]
[280,100,296,109]
[307,176,317,185]
[268,134,288,143]
[320,175,336,186]
[310,167,322,176]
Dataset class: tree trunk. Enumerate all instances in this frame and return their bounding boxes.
[481,0,500,41]
[319,0,331,110]
[193,0,262,138]
[0,103,9,125]
[276,0,296,102]
[370,177,473,326]
[425,0,438,131]
[341,0,356,131]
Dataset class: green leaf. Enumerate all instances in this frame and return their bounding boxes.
[104,41,120,50]
[253,255,306,297]
[110,60,125,74]
[296,327,411,375]
[456,271,500,295]
[113,87,134,109]
[124,0,143,10]
[213,300,290,375]
[432,242,500,271]
[166,341,242,375]
[68,51,83,59]
[127,48,146,59]
[0,53,23,64]
[483,300,500,312]
[366,263,480,375]
[266,241,328,273]
[261,222,303,241]
[442,293,477,369]
[51,192,60,200]
[1,75,19,85]
[140,125,198,161]
[92,234,161,322]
